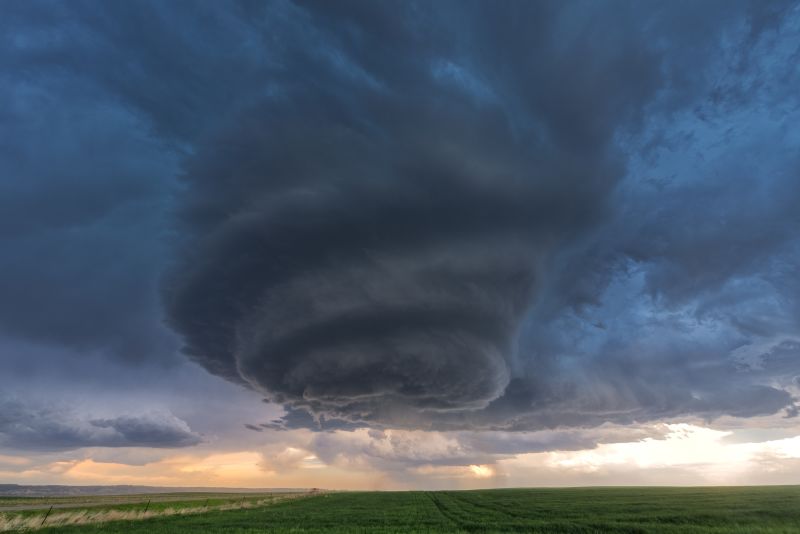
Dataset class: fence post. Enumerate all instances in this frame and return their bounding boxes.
[41,505,54,526]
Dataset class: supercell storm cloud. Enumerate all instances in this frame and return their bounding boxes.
[161,1,800,430]
[166,91,588,424]
[164,1,648,428]
[1,0,799,455]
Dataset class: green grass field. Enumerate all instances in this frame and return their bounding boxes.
[3,487,798,533]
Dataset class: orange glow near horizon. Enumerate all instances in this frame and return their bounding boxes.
[2,424,800,490]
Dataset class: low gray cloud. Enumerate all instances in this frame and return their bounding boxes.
[0,397,202,451]
[253,424,673,478]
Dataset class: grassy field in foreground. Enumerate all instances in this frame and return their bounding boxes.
[0,493,305,531]
[12,486,800,533]
[0,492,287,508]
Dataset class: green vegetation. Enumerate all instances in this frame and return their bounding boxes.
[5,486,799,533]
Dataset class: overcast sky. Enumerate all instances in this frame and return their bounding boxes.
[2,0,800,489]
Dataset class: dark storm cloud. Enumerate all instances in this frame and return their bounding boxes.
[0,0,297,365]
[3,0,799,436]
[164,0,800,430]
[0,4,180,363]
[164,0,664,424]
[0,397,201,451]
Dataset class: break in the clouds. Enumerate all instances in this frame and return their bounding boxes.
[1,0,799,441]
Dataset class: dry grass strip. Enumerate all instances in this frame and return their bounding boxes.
[0,493,312,531]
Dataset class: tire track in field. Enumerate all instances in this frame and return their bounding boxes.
[443,492,651,533]
[449,491,532,521]
[425,492,464,529]
[427,492,557,533]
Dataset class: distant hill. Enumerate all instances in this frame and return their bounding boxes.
[0,484,307,497]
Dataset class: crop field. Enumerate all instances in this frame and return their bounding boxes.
[2,486,799,533]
